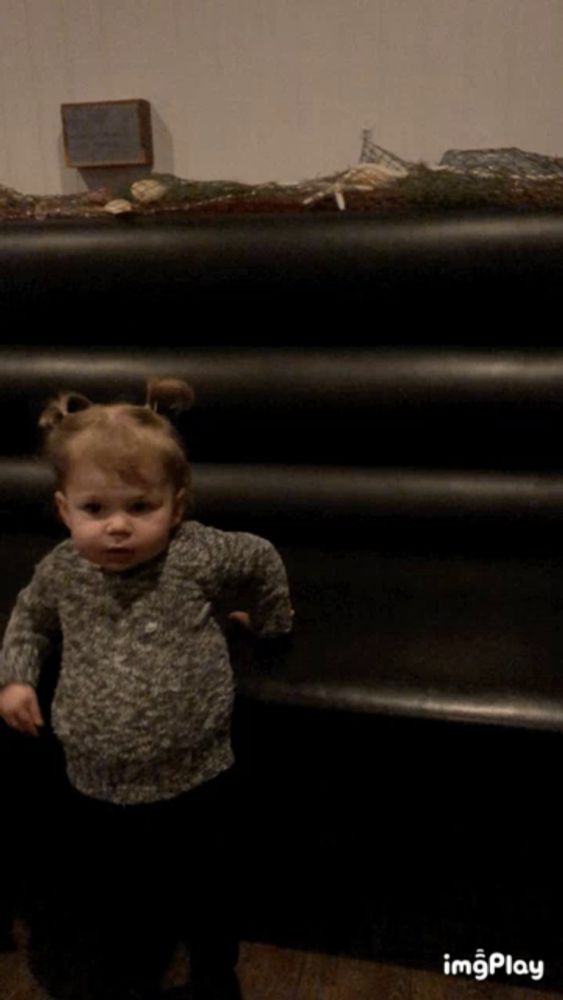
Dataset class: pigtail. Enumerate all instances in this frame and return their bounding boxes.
[145,378,195,425]
[38,392,92,432]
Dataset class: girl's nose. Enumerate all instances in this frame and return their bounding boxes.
[106,512,132,534]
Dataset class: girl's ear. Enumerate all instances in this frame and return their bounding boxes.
[55,491,70,528]
[172,489,187,526]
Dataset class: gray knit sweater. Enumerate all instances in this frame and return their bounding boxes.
[0,521,292,805]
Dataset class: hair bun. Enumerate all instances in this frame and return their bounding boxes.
[39,392,92,431]
[146,378,195,419]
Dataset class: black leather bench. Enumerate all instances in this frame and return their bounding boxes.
[2,212,563,975]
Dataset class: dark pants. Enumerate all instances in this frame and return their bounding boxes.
[29,766,240,1000]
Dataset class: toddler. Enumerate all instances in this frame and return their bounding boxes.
[0,379,293,1000]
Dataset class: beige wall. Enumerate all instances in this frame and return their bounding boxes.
[1,0,562,195]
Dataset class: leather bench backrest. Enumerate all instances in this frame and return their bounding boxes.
[2,214,563,731]
[3,214,563,345]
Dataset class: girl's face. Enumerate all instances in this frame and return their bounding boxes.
[55,454,185,573]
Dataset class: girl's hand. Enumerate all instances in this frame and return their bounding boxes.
[227,611,252,629]
[227,609,295,630]
[0,683,44,737]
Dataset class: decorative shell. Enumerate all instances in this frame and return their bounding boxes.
[130,178,167,204]
[104,199,134,215]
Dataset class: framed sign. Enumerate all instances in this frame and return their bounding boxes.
[61,99,153,168]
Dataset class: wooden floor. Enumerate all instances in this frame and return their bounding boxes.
[238,944,563,1000]
[1,924,563,1000]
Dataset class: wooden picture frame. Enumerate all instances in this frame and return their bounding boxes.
[61,99,153,169]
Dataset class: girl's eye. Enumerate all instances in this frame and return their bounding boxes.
[83,503,102,515]
[130,501,151,514]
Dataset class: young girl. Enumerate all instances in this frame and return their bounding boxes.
[0,379,293,1000]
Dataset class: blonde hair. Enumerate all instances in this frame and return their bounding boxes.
[39,379,194,504]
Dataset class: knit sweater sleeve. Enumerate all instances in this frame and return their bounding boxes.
[198,525,293,638]
[0,549,61,689]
